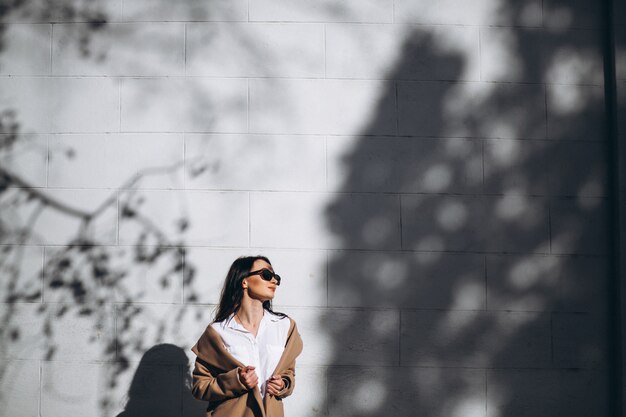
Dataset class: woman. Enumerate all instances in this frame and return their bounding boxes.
[191,255,303,417]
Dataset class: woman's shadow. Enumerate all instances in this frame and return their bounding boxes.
[116,344,206,417]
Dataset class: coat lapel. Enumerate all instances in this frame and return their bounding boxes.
[272,318,303,376]
[192,325,267,417]
[192,317,303,417]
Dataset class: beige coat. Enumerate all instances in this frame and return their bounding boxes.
[191,317,303,417]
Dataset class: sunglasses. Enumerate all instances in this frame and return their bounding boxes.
[245,268,281,286]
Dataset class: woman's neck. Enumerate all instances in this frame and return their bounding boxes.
[235,297,265,328]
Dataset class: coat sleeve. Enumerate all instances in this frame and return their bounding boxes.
[273,358,296,399]
[191,357,248,402]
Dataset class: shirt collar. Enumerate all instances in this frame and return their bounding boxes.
[226,310,281,330]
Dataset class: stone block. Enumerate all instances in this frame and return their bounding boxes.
[0,359,40,417]
[0,133,48,188]
[401,194,550,253]
[484,138,609,198]
[486,254,560,311]
[0,303,46,360]
[186,23,324,78]
[484,195,550,253]
[401,194,485,252]
[118,190,249,247]
[52,23,185,76]
[480,28,602,85]
[547,84,605,141]
[182,247,242,305]
[46,245,181,308]
[122,0,248,22]
[398,82,547,139]
[115,359,186,417]
[276,307,330,367]
[549,197,609,255]
[115,245,184,304]
[2,0,122,23]
[0,77,53,133]
[185,134,326,192]
[548,141,608,197]
[251,191,326,249]
[401,309,552,368]
[395,0,542,26]
[42,361,131,417]
[543,0,603,29]
[483,139,551,196]
[1,188,117,245]
[480,27,544,83]
[551,312,607,368]
[323,308,398,366]
[48,304,115,361]
[116,303,214,364]
[121,77,247,133]
[487,369,608,417]
[254,249,327,308]
[0,245,44,304]
[283,366,326,417]
[48,133,184,189]
[249,0,394,23]
[251,192,401,250]
[50,77,120,133]
[120,77,186,132]
[557,256,609,313]
[327,136,482,194]
[286,307,398,366]
[326,24,480,81]
[328,366,486,417]
[0,302,114,361]
[249,79,396,135]
[328,250,485,309]
[182,77,249,133]
[0,24,51,75]
[543,30,603,85]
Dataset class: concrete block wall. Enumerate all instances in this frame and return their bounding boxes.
[0,0,617,417]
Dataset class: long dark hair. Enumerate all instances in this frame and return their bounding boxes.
[213,255,287,323]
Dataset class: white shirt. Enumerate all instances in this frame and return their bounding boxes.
[211,310,290,398]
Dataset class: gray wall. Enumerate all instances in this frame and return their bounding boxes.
[0,1,619,417]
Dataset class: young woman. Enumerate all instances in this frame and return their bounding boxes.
[191,256,303,417]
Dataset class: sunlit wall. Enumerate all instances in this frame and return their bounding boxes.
[0,1,622,417]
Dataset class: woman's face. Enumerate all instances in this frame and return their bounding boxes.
[243,259,279,301]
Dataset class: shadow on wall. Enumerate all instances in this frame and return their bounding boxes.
[0,0,615,416]
[322,2,610,417]
[0,0,286,415]
[0,1,228,416]
[116,344,205,417]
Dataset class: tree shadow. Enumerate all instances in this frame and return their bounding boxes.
[322,1,611,416]
[0,1,240,416]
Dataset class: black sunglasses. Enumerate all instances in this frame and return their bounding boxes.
[245,268,281,286]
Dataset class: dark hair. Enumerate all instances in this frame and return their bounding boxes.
[213,255,287,323]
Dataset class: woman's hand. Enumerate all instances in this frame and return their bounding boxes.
[238,366,258,390]
[265,375,285,396]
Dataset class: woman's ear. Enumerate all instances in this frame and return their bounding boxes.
[242,280,248,289]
